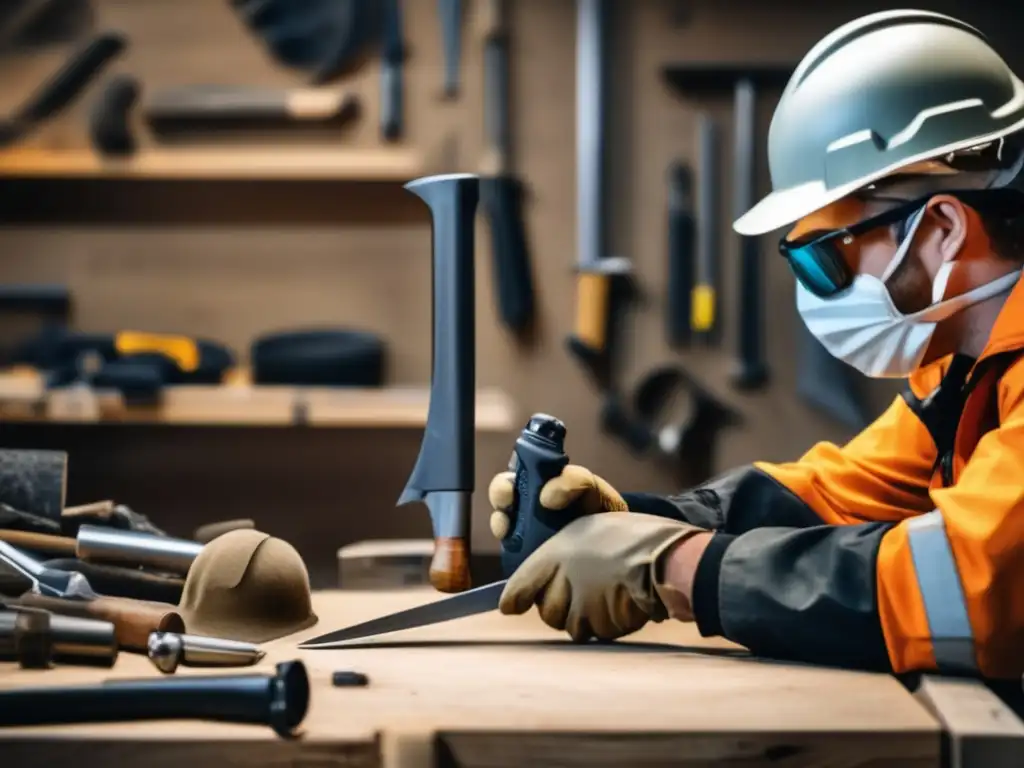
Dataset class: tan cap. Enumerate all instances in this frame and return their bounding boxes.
[178,529,317,643]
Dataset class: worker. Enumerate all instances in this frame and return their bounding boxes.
[489,10,1024,681]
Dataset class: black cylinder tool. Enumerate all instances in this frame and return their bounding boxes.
[0,659,310,738]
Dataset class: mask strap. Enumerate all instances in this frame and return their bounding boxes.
[932,261,954,303]
[880,206,928,284]
[923,269,1022,323]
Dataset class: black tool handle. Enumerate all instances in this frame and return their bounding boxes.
[482,175,534,333]
[730,78,768,389]
[380,0,404,141]
[0,660,309,739]
[666,161,694,348]
[438,0,462,98]
[500,414,579,576]
[734,232,768,388]
[16,32,126,125]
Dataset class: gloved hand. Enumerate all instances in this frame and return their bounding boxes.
[488,466,704,641]
[487,464,628,540]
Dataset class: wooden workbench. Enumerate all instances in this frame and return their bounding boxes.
[0,589,1020,767]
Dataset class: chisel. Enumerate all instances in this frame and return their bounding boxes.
[480,0,534,335]
[438,0,462,98]
[566,0,630,382]
[380,0,405,141]
[666,161,695,348]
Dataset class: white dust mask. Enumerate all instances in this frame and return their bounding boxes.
[796,207,1021,378]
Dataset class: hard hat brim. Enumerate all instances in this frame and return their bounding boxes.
[732,180,848,237]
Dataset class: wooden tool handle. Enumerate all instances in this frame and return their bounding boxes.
[91,596,184,650]
[18,593,184,651]
[430,537,472,593]
[571,272,610,351]
[0,529,76,557]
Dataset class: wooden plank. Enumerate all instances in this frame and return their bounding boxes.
[0,589,942,767]
[915,675,1024,768]
[0,147,423,181]
[0,372,516,430]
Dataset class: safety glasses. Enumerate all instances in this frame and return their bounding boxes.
[778,197,924,298]
[778,188,1024,298]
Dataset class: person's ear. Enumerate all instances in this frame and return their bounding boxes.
[925,195,969,262]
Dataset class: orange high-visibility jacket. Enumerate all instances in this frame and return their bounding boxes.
[624,278,1024,679]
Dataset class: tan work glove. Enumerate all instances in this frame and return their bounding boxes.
[488,466,703,641]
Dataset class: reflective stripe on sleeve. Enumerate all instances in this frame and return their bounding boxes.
[905,510,978,674]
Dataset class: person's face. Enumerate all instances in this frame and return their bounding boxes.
[786,180,976,315]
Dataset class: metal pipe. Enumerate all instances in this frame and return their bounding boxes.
[0,607,118,668]
[76,524,203,575]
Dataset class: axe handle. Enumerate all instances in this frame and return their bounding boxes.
[430,538,471,593]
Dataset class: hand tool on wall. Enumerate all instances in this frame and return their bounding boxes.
[228,0,383,84]
[0,31,125,148]
[0,541,185,650]
[692,113,721,343]
[301,413,577,647]
[380,0,404,141]
[601,366,741,482]
[666,161,695,348]
[0,659,310,739]
[661,63,795,361]
[0,0,90,52]
[396,173,480,594]
[147,631,265,674]
[0,448,66,522]
[74,524,203,576]
[0,605,118,668]
[438,0,462,98]
[144,86,361,137]
[796,314,870,430]
[731,77,769,389]
[567,0,632,385]
[0,0,60,54]
[480,0,535,336]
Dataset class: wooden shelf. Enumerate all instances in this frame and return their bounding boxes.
[0,373,516,430]
[0,147,423,181]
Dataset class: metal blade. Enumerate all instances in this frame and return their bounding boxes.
[0,540,97,599]
[299,580,506,648]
